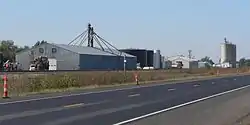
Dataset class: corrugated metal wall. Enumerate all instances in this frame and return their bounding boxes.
[16,50,30,70]
[119,49,147,68]
[79,54,137,70]
[146,50,154,67]
[16,43,80,70]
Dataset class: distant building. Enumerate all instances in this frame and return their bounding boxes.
[198,62,207,68]
[198,61,212,68]
[16,42,137,70]
[119,49,154,68]
[220,38,237,68]
[167,55,198,69]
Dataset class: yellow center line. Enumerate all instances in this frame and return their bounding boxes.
[63,103,84,108]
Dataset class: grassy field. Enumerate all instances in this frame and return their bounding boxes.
[0,68,249,96]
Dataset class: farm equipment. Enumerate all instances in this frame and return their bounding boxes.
[29,56,49,71]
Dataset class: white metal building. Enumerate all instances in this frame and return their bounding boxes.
[15,42,137,70]
[167,55,198,69]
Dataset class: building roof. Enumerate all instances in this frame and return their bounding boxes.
[52,43,136,57]
[167,55,198,62]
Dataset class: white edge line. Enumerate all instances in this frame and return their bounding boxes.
[193,84,200,87]
[113,84,250,125]
[0,76,241,105]
[128,94,140,97]
[167,88,176,91]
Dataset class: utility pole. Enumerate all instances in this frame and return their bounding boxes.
[188,50,192,59]
[188,50,192,72]
[124,54,127,82]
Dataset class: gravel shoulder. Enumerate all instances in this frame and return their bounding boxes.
[127,85,250,125]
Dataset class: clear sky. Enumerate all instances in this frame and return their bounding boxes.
[0,0,249,62]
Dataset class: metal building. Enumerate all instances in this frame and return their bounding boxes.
[220,38,236,68]
[146,50,154,67]
[119,49,148,68]
[16,43,136,70]
[167,55,198,69]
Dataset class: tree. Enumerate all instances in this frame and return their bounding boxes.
[200,56,214,68]
[0,40,31,62]
[33,41,40,48]
[0,39,48,62]
[32,40,47,48]
[200,56,214,64]
[0,40,18,62]
[239,58,246,67]
[40,40,47,44]
[239,58,250,67]
[16,45,30,53]
[245,59,250,66]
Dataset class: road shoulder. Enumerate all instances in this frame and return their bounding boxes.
[126,85,250,125]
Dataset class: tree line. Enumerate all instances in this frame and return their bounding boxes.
[238,58,250,67]
[0,40,47,62]
[200,56,250,68]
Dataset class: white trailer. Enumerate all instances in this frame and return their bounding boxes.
[48,58,57,70]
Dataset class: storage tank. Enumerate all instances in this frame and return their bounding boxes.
[165,60,172,69]
[119,49,147,68]
[153,50,161,69]
[220,41,236,67]
[161,56,165,69]
[146,50,154,67]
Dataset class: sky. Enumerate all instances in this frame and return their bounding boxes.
[0,0,249,63]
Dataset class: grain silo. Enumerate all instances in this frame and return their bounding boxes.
[161,56,165,69]
[153,50,161,69]
[220,38,237,68]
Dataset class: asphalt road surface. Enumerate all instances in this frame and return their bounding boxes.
[0,75,250,125]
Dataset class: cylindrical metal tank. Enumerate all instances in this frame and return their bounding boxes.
[161,56,165,69]
[165,60,172,69]
[220,42,236,67]
[146,50,153,67]
[119,49,147,68]
[153,50,161,69]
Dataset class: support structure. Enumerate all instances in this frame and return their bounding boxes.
[68,23,122,56]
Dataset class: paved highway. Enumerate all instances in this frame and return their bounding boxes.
[0,75,249,125]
